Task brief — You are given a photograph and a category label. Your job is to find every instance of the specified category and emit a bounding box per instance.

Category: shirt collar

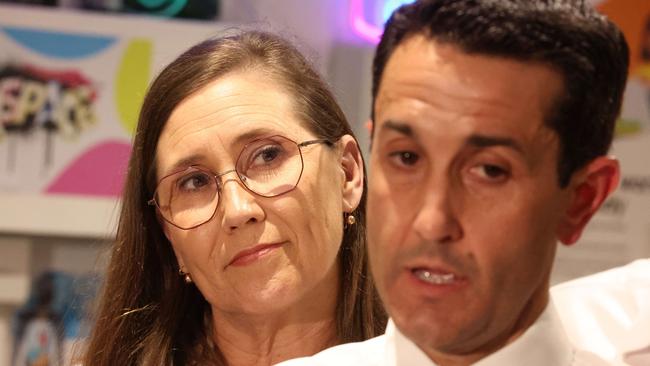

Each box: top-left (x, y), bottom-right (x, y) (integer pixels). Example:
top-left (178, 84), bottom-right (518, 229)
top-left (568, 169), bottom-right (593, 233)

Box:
top-left (475, 303), bottom-right (574, 365)
top-left (385, 318), bottom-right (436, 365)
top-left (386, 303), bottom-right (575, 366)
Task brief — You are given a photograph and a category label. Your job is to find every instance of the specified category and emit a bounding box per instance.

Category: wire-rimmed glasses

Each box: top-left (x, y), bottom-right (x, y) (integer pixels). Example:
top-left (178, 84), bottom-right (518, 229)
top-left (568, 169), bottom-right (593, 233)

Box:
top-left (148, 135), bottom-right (332, 230)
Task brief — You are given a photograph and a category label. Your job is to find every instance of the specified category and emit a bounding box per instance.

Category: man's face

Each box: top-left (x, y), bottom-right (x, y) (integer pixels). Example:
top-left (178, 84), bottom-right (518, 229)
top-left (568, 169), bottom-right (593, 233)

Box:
top-left (368, 35), bottom-right (572, 361)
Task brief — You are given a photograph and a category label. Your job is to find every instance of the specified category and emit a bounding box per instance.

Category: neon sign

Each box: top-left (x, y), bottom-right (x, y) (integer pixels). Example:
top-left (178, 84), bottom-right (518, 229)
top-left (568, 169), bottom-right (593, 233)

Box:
top-left (350, 0), bottom-right (415, 43)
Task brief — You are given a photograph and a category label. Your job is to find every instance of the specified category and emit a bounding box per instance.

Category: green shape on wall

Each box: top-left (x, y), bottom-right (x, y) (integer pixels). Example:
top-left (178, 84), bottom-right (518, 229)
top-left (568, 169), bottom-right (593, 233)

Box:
top-left (614, 118), bottom-right (642, 138)
top-left (115, 39), bottom-right (152, 135)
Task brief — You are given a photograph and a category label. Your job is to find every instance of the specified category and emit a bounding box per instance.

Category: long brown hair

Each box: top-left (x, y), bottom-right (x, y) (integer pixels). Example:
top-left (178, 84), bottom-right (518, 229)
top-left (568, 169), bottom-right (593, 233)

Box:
top-left (83, 31), bottom-right (386, 366)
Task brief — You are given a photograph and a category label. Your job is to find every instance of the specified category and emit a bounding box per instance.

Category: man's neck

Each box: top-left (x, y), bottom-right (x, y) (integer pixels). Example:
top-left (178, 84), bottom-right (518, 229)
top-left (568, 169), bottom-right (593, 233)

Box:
top-left (424, 290), bottom-right (550, 366)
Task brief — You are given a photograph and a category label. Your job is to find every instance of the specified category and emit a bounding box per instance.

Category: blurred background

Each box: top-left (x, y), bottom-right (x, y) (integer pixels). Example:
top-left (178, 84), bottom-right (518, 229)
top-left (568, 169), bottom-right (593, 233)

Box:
top-left (0, 0), bottom-right (648, 365)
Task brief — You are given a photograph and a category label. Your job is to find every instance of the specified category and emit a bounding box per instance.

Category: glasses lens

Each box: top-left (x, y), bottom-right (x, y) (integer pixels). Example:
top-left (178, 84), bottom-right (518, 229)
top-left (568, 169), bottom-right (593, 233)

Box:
top-left (237, 136), bottom-right (303, 197)
top-left (155, 167), bottom-right (218, 229)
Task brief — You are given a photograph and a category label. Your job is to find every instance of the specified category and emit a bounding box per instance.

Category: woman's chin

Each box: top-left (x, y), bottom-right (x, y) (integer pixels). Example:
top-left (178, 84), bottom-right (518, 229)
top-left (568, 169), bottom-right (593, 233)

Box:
top-left (215, 274), bottom-right (303, 315)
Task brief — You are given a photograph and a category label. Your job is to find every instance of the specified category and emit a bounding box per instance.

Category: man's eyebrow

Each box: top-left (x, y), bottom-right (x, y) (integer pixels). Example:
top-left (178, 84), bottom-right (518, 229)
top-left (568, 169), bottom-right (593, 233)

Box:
top-left (379, 122), bottom-right (523, 152)
top-left (466, 134), bottom-right (524, 154)
top-left (380, 120), bottom-right (415, 137)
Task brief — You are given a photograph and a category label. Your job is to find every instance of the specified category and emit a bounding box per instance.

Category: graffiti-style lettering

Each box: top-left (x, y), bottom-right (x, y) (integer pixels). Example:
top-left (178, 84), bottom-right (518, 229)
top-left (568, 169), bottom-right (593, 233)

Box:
top-left (0, 64), bottom-right (97, 142)
top-left (0, 77), bottom-right (21, 141)
top-left (16, 80), bottom-right (47, 125)
top-left (56, 86), bottom-right (95, 139)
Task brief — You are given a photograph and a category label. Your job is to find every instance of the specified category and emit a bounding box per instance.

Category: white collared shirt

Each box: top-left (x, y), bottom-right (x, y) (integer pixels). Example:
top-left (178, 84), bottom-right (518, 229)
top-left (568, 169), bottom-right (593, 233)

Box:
top-left (552, 259), bottom-right (650, 366)
top-left (276, 303), bottom-right (611, 365)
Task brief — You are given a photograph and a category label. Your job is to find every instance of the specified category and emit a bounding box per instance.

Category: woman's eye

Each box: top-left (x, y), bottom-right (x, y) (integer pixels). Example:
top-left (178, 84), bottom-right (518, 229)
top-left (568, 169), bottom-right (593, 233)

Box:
top-left (178, 173), bottom-right (210, 191)
top-left (260, 146), bottom-right (280, 162)
top-left (252, 145), bottom-right (283, 166)
top-left (389, 151), bottom-right (420, 167)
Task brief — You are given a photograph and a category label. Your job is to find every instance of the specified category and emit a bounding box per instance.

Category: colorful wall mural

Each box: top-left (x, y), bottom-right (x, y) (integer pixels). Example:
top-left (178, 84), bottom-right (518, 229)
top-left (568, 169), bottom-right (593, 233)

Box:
top-left (0, 5), bottom-right (220, 201)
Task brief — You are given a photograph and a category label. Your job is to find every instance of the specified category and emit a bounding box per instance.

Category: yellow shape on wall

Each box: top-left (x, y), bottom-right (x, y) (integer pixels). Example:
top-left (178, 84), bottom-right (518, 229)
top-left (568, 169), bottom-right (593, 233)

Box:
top-left (115, 39), bottom-right (152, 135)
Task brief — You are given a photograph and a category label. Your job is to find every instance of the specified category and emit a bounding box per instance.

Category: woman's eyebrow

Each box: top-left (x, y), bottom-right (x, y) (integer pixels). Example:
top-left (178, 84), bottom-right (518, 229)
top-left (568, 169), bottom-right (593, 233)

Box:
top-left (232, 127), bottom-right (279, 146)
top-left (164, 128), bottom-right (283, 174)
top-left (167, 154), bottom-right (207, 173)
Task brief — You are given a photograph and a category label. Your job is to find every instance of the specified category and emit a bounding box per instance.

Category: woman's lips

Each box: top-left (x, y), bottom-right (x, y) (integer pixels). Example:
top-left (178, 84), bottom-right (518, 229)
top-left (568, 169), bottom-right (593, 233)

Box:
top-left (227, 243), bottom-right (284, 267)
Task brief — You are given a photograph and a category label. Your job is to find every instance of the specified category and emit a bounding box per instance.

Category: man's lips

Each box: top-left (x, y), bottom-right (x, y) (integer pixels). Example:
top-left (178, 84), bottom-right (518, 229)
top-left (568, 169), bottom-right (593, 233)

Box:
top-left (227, 243), bottom-right (284, 267)
top-left (412, 268), bottom-right (458, 284)
top-left (407, 262), bottom-right (466, 285)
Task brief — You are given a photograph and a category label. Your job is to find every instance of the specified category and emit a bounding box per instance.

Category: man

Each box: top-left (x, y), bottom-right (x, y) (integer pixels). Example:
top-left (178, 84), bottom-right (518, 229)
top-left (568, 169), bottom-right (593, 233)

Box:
top-left (552, 258), bottom-right (650, 366)
top-left (278, 0), bottom-right (629, 365)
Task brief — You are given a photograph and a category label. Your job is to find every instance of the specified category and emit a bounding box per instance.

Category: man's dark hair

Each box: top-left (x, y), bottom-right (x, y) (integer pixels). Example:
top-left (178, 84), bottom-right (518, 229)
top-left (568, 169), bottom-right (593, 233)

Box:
top-left (372, 0), bottom-right (629, 186)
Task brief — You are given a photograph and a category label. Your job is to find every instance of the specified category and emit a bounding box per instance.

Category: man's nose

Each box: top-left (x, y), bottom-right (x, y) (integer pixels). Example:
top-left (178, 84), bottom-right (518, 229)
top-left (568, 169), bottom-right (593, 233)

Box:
top-left (412, 180), bottom-right (463, 244)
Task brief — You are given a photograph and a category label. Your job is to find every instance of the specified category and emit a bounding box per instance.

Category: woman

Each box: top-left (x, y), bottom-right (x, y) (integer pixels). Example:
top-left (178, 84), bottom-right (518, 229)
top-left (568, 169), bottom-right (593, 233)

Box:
top-left (82, 31), bottom-right (386, 365)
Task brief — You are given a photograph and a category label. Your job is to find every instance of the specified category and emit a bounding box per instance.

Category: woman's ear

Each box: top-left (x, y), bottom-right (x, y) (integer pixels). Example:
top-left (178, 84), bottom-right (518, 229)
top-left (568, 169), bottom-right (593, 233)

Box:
top-left (161, 222), bottom-right (186, 270)
top-left (156, 213), bottom-right (186, 270)
top-left (338, 134), bottom-right (365, 212)
top-left (556, 156), bottom-right (620, 245)
top-left (154, 209), bottom-right (173, 243)
top-left (150, 200), bottom-right (183, 266)
top-left (161, 220), bottom-right (173, 244)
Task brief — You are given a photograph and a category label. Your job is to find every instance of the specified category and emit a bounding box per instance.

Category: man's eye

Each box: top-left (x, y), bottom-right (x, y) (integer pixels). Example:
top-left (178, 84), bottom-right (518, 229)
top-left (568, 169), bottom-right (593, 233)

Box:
top-left (389, 151), bottom-right (420, 167)
top-left (470, 164), bottom-right (509, 181)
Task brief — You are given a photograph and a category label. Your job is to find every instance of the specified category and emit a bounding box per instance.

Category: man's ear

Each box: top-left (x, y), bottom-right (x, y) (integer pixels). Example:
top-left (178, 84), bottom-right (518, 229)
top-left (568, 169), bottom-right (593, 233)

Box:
top-left (365, 119), bottom-right (374, 134)
top-left (366, 119), bottom-right (375, 148)
top-left (557, 156), bottom-right (620, 245)
top-left (339, 134), bottom-right (365, 213)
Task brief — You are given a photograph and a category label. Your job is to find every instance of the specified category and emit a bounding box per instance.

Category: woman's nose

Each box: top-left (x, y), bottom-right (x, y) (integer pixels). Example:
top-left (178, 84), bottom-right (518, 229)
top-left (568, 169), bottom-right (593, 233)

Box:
top-left (218, 173), bottom-right (265, 233)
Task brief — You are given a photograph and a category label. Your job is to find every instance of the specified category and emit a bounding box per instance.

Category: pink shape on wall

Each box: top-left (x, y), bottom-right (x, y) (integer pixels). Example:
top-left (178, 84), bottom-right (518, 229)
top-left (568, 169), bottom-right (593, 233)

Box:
top-left (45, 141), bottom-right (132, 197)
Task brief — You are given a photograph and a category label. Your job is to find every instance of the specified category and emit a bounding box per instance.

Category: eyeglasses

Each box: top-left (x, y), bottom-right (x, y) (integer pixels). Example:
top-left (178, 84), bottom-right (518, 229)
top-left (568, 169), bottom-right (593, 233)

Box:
top-left (148, 135), bottom-right (333, 230)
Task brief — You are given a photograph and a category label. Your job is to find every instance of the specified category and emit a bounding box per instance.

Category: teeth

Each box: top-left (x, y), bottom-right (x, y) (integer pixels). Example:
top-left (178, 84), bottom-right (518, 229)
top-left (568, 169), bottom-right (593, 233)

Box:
top-left (414, 269), bottom-right (455, 285)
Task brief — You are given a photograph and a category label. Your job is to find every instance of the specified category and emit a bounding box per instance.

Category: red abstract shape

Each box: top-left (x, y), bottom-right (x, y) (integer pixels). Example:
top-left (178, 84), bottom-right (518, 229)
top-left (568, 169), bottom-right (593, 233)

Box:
top-left (22, 64), bottom-right (94, 90)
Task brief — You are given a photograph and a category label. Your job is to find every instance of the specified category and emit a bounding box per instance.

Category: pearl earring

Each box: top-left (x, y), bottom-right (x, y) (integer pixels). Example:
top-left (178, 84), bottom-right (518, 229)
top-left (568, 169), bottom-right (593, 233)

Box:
top-left (178, 268), bottom-right (192, 284)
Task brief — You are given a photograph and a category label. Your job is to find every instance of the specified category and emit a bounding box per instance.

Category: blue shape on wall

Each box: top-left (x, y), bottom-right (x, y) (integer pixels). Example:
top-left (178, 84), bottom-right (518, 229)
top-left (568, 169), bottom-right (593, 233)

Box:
top-left (1, 26), bottom-right (116, 59)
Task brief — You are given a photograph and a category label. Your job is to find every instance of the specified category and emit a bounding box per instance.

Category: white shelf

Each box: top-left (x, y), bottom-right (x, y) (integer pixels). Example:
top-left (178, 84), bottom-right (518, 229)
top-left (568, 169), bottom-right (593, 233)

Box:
top-left (0, 193), bottom-right (119, 238)
top-left (0, 273), bottom-right (29, 306)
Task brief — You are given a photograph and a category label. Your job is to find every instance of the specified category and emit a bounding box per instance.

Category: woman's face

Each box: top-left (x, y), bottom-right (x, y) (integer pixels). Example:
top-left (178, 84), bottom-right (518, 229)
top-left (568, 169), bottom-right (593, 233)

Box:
top-left (154, 71), bottom-right (363, 317)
